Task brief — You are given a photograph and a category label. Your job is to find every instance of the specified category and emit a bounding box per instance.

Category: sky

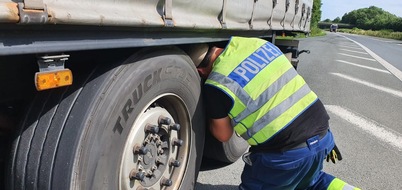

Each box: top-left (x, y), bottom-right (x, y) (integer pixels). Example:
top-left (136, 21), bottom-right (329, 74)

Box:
top-left (321, 0), bottom-right (402, 21)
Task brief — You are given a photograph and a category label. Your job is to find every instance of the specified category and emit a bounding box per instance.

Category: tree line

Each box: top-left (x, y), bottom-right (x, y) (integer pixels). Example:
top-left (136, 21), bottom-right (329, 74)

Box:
top-left (322, 6), bottom-right (402, 32)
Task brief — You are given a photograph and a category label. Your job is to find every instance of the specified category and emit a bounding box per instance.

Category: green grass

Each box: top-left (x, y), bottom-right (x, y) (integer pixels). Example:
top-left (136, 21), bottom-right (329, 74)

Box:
top-left (338, 28), bottom-right (402, 40)
top-left (310, 27), bottom-right (326, 37)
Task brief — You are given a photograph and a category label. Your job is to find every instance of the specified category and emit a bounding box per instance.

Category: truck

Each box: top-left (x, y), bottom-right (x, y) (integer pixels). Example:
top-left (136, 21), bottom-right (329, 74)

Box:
top-left (0, 0), bottom-right (313, 189)
top-left (330, 23), bottom-right (338, 32)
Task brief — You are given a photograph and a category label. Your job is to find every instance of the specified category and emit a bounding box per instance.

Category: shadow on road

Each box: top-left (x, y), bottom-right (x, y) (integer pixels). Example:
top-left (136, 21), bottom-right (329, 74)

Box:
top-left (199, 157), bottom-right (233, 171)
top-left (195, 183), bottom-right (238, 190)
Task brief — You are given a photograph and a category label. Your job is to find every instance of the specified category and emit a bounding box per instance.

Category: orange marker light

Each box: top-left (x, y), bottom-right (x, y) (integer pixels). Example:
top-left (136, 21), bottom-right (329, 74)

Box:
top-left (35, 69), bottom-right (73, 91)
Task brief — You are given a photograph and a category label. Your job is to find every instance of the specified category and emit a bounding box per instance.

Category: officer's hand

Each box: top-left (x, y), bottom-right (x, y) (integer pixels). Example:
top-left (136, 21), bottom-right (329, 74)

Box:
top-left (326, 145), bottom-right (342, 164)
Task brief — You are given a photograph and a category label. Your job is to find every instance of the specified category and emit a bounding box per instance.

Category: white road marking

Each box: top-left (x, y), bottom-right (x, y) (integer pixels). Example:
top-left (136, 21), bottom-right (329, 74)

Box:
top-left (340, 49), bottom-right (368, 54)
top-left (331, 73), bottom-right (402, 98)
top-left (336, 60), bottom-right (390, 74)
top-left (371, 39), bottom-right (396, 43)
top-left (325, 105), bottom-right (402, 151)
top-left (338, 34), bottom-right (402, 82)
top-left (381, 41), bottom-right (395, 43)
top-left (338, 53), bottom-right (377, 61)
top-left (338, 45), bottom-right (362, 50)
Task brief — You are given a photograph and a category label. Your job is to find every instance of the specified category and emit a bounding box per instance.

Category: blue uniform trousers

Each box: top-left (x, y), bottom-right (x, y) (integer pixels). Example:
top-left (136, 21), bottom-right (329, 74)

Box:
top-left (239, 130), bottom-right (336, 190)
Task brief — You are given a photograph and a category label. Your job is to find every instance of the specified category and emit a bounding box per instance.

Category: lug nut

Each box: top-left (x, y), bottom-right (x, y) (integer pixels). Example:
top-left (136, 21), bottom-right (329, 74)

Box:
top-left (156, 157), bottom-right (166, 165)
top-left (134, 145), bottom-right (149, 155)
top-left (169, 159), bottom-right (180, 167)
top-left (170, 123), bottom-right (181, 131)
top-left (172, 138), bottom-right (183, 147)
top-left (160, 177), bottom-right (172, 187)
top-left (129, 170), bottom-right (145, 181)
top-left (159, 116), bottom-right (171, 125)
top-left (145, 124), bottom-right (159, 134)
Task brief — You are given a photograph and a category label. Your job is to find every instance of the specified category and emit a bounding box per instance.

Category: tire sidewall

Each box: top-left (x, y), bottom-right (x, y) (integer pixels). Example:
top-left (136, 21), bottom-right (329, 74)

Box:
top-left (204, 129), bottom-right (249, 163)
top-left (66, 48), bottom-right (203, 189)
top-left (222, 132), bottom-right (249, 162)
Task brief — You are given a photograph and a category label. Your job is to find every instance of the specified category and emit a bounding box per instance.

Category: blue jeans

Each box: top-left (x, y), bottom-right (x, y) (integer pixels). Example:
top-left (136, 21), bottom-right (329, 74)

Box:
top-left (239, 130), bottom-right (336, 190)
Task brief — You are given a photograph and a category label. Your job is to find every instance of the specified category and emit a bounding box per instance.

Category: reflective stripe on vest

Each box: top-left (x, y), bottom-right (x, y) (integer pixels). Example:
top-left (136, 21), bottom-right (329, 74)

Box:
top-left (327, 178), bottom-right (361, 190)
top-left (205, 36), bottom-right (318, 145)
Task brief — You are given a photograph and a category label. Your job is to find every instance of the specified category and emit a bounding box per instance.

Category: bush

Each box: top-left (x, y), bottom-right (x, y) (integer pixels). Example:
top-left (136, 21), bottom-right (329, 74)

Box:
top-left (337, 28), bottom-right (402, 40)
top-left (310, 27), bottom-right (326, 37)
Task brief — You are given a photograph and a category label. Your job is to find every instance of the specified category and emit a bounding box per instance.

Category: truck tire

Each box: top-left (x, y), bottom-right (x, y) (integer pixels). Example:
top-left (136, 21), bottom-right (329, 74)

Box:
top-left (7, 47), bottom-right (205, 190)
top-left (203, 129), bottom-right (249, 163)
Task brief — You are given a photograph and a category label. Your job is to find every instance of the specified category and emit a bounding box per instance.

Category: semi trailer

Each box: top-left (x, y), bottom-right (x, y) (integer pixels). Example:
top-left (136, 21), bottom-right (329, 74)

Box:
top-left (0, 0), bottom-right (313, 189)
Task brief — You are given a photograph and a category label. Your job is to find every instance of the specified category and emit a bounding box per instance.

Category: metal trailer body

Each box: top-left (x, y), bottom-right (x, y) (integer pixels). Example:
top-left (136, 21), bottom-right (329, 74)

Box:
top-left (0, 0), bottom-right (312, 55)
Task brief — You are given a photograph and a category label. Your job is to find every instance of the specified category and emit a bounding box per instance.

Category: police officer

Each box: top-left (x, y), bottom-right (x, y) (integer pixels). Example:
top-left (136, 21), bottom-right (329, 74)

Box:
top-left (191, 36), bottom-right (360, 190)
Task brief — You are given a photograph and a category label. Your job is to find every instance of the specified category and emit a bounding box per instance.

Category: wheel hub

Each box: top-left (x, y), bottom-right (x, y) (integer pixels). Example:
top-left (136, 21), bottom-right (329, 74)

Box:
top-left (138, 132), bottom-right (169, 185)
top-left (120, 103), bottom-right (188, 190)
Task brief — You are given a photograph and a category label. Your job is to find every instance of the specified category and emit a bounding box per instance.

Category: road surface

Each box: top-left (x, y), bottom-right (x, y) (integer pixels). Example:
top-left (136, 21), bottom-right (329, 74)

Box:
top-left (196, 32), bottom-right (402, 190)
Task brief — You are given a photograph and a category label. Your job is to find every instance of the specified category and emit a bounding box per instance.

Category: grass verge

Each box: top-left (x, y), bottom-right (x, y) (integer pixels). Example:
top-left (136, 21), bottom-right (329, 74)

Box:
top-left (338, 28), bottom-right (402, 40)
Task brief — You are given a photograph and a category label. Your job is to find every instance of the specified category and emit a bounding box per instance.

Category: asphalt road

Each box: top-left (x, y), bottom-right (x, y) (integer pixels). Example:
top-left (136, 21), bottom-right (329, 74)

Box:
top-left (196, 32), bottom-right (402, 190)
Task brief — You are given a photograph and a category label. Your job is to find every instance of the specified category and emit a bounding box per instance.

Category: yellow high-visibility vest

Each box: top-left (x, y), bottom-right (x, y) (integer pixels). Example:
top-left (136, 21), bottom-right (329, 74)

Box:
top-left (327, 178), bottom-right (361, 190)
top-left (205, 36), bottom-right (318, 145)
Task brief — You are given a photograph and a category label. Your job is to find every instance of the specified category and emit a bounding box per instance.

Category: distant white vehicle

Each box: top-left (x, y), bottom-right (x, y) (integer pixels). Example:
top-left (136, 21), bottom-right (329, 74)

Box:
top-left (330, 24), bottom-right (339, 32)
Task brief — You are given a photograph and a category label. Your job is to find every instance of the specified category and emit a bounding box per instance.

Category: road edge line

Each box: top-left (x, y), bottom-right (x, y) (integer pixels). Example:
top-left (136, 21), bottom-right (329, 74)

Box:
top-left (338, 34), bottom-right (402, 82)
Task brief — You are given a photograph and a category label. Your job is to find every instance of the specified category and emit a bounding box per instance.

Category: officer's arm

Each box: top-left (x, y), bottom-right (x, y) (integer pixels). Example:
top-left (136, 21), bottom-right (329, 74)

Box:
top-left (209, 116), bottom-right (233, 142)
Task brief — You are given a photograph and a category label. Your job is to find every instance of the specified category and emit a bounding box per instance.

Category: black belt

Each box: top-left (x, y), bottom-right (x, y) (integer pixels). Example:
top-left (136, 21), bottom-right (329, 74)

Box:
top-left (288, 130), bottom-right (328, 150)
top-left (249, 130), bottom-right (328, 153)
